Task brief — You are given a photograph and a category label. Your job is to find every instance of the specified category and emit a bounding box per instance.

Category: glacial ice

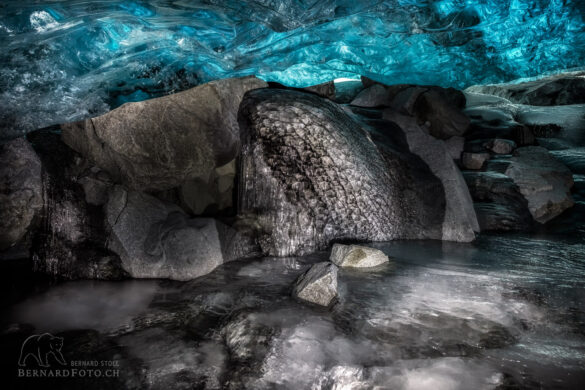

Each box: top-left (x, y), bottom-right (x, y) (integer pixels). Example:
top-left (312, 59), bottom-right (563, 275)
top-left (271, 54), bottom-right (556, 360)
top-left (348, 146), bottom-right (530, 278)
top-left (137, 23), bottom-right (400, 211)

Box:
top-left (0, 0), bottom-right (584, 138)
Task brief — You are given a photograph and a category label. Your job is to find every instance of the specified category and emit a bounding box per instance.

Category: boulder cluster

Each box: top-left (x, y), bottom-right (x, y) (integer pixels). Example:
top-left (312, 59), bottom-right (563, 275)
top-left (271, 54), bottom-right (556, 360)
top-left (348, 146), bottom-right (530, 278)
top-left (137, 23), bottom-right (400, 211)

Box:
top-left (0, 72), bottom-right (581, 280)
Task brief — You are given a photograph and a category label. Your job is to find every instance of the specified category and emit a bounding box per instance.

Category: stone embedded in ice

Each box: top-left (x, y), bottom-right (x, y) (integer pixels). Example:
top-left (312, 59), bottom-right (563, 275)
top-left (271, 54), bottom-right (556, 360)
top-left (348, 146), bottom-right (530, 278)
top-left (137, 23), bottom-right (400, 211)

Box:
top-left (292, 262), bottom-right (338, 307)
top-left (330, 244), bottom-right (389, 268)
top-left (485, 139), bottom-right (516, 155)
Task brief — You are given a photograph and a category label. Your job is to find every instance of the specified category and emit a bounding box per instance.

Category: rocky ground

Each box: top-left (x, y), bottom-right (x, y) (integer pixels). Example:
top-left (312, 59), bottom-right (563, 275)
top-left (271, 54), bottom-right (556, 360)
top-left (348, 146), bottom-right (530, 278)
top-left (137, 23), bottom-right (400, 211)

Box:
top-left (1, 71), bottom-right (583, 281)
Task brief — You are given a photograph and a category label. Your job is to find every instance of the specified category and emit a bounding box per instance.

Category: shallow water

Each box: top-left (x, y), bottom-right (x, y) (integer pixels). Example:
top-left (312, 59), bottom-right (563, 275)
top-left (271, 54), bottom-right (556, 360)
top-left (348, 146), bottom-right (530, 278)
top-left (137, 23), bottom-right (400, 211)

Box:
top-left (3, 233), bottom-right (585, 389)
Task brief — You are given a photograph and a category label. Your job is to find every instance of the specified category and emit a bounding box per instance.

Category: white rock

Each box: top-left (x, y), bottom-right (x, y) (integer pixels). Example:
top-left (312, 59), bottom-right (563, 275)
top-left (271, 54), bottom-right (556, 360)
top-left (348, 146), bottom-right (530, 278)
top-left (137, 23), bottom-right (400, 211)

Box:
top-left (292, 262), bottom-right (338, 306)
top-left (330, 244), bottom-right (389, 268)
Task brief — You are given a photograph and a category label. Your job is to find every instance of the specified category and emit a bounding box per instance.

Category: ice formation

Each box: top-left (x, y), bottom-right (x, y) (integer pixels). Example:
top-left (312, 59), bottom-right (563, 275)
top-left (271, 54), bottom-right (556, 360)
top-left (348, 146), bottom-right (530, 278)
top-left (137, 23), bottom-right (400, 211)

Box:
top-left (0, 0), bottom-right (584, 137)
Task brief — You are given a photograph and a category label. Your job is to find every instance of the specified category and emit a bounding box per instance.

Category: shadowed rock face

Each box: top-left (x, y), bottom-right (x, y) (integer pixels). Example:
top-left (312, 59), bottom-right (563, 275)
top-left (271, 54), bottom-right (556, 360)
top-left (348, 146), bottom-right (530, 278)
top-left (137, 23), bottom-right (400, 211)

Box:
top-left (0, 138), bottom-right (42, 250)
top-left (238, 88), bottom-right (472, 256)
top-left (505, 147), bottom-right (574, 223)
top-left (61, 76), bottom-right (267, 192)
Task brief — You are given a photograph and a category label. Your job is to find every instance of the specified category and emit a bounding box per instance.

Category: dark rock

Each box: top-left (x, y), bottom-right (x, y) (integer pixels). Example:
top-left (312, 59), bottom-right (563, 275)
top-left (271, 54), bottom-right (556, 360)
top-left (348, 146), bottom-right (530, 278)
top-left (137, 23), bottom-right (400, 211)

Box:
top-left (465, 71), bottom-right (585, 106)
top-left (462, 152), bottom-right (491, 170)
top-left (444, 136), bottom-right (465, 160)
top-left (412, 88), bottom-right (469, 139)
top-left (512, 126), bottom-right (536, 146)
top-left (463, 171), bottom-right (534, 231)
top-left (26, 130), bottom-right (128, 280)
top-left (485, 139), bottom-right (516, 154)
top-left (292, 262), bottom-right (338, 307)
top-left (303, 80), bottom-right (336, 100)
top-left (105, 186), bottom-right (254, 280)
top-left (0, 138), bottom-right (42, 250)
top-left (330, 244), bottom-right (388, 268)
top-left (178, 159), bottom-right (236, 215)
top-left (505, 146), bottom-right (574, 223)
top-left (239, 89), bottom-right (475, 256)
top-left (62, 76), bottom-right (267, 192)
top-left (351, 83), bottom-right (469, 139)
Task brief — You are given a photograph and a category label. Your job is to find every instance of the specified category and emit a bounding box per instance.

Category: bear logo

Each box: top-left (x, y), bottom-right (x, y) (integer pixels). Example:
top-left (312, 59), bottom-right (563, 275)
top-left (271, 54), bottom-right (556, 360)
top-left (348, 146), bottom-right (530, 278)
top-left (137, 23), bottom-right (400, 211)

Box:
top-left (18, 333), bottom-right (66, 367)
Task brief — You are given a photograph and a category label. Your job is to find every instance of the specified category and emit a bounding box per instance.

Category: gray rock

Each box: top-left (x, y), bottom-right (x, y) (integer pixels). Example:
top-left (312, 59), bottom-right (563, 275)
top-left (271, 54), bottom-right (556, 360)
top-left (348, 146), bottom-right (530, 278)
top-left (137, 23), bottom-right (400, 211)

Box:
top-left (105, 186), bottom-right (251, 280)
top-left (505, 147), bottom-right (574, 223)
top-left (292, 262), bottom-right (338, 307)
top-left (413, 89), bottom-right (469, 139)
top-left (62, 76), bottom-right (267, 192)
top-left (350, 84), bottom-right (390, 107)
top-left (0, 138), bottom-right (42, 250)
top-left (239, 89), bottom-right (463, 256)
top-left (78, 168), bottom-right (113, 206)
top-left (303, 80), bottom-right (336, 100)
top-left (179, 160), bottom-right (236, 215)
top-left (385, 111), bottom-right (479, 242)
top-left (444, 136), bottom-right (465, 160)
top-left (465, 71), bottom-right (585, 106)
top-left (462, 152), bottom-right (491, 170)
top-left (330, 244), bottom-right (388, 268)
top-left (463, 171), bottom-right (534, 232)
top-left (485, 139), bottom-right (516, 154)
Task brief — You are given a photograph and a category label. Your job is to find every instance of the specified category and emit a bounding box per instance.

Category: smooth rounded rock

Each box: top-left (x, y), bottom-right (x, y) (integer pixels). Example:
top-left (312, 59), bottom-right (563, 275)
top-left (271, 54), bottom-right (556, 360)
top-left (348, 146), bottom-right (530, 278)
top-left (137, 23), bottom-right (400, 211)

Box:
top-left (329, 244), bottom-right (389, 268)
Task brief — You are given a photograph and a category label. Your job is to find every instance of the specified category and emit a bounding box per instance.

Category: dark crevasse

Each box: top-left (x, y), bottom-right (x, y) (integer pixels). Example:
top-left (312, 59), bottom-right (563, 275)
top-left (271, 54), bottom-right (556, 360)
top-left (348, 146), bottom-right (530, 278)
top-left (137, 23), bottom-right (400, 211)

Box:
top-left (1, 0), bottom-right (585, 138)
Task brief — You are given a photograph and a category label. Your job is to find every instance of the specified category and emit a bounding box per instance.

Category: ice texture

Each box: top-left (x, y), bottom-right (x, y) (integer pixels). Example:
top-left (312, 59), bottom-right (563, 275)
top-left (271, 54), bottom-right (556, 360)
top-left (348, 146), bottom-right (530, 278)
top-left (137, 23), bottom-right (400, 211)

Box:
top-left (1, 0), bottom-right (584, 137)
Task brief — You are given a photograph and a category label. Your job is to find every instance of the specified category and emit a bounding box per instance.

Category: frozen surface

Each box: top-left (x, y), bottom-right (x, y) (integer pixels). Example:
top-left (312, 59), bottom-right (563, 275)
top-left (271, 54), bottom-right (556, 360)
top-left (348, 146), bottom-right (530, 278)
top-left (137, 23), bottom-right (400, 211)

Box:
top-left (1, 0), bottom-right (584, 137)
top-left (4, 233), bottom-right (585, 389)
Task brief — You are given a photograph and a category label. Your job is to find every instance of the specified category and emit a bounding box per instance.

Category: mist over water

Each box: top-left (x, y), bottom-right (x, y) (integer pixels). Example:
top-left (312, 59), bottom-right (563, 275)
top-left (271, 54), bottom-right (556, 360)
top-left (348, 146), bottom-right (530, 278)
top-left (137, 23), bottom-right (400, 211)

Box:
top-left (5, 234), bottom-right (585, 389)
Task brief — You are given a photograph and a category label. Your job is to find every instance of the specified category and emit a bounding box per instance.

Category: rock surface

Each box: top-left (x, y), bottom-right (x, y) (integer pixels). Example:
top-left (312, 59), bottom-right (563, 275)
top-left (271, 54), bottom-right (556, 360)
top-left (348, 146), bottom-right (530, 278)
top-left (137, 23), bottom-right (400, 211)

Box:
top-left (329, 244), bottom-right (388, 268)
top-left (239, 88), bottom-right (476, 256)
top-left (105, 186), bottom-right (253, 280)
top-left (0, 138), bottom-right (42, 250)
top-left (384, 111), bottom-right (479, 242)
top-left (351, 83), bottom-right (469, 139)
top-left (292, 262), bottom-right (338, 306)
top-left (462, 152), bottom-right (491, 170)
top-left (26, 130), bottom-right (128, 280)
top-left (62, 76), bottom-right (267, 192)
top-left (505, 147), bottom-right (574, 223)
top-left (485, 139), bottom-right (516, 155)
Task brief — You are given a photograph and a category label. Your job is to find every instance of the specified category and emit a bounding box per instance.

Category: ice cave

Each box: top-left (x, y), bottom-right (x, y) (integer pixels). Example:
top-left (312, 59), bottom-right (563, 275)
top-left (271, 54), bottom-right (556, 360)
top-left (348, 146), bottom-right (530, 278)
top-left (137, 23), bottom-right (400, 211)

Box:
top-left (0, 1), bottom-right (584, 389)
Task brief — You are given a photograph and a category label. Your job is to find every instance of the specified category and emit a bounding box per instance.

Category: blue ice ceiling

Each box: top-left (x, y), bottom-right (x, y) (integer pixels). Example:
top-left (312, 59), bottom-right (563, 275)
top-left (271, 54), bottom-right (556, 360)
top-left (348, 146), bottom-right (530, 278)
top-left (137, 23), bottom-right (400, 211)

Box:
top-left (1, 0), bottom-right (584, 138)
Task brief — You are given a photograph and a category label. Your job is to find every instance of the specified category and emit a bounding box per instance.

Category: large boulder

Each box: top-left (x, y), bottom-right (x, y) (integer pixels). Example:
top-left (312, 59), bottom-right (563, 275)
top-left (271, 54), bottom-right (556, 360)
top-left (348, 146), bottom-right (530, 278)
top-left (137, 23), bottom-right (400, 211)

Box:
top-left (105, 186), bottom-right (254, 280)
top-left (238, 88), bottom-right (470, 256)
top-left (351, 84), bottom-right (469, 139)
top-left (0, 138), bottom-right (42, 250)
top-left (465, 71), bottom-right (585, 106)
top-left (292, 262), bottom-right (338, 307)
top-left (329, 244), bottom-right (389, 268)
top-left (61, 76), bottom-right (267, 192)
top-left (505, 147), bottom-right (574, 223)
top-left (384, 111), bottom-right (479, 242)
